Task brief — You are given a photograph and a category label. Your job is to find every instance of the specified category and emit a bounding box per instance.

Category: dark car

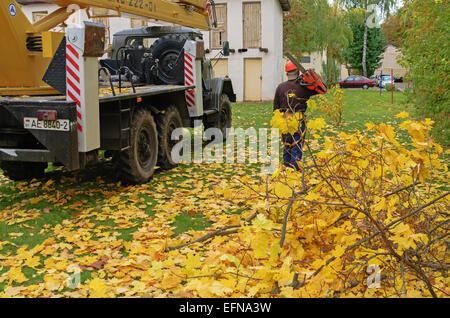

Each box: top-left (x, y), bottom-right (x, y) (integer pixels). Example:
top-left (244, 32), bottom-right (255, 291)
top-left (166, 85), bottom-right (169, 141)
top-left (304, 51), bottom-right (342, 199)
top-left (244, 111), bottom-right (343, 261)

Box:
top-left (338, 76), bottom-right (375, 89)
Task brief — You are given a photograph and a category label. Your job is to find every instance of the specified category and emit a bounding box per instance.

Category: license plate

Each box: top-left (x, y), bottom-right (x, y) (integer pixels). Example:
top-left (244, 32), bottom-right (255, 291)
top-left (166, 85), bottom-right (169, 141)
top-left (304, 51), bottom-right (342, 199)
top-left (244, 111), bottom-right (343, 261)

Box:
top-left (24, 117), bottom-right (70, 132)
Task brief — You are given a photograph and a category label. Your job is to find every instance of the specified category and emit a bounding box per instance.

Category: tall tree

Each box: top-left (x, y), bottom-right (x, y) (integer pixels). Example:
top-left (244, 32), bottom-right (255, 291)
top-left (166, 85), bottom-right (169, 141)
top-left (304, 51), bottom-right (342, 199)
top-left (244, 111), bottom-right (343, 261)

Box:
top-left (343, 9), bottom-right (386, 77)
top-left (338, 0), bottom-right (395, 77)
top-left (381, 11), bottom-right (403, 47)
top-left (284, 0), bottom-right (351, 59)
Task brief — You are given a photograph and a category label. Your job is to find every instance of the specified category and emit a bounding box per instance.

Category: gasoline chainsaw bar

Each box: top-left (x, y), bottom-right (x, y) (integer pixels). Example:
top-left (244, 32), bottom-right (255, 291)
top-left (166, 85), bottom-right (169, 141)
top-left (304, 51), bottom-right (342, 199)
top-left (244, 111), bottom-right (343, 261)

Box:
top-left (285, 52), bottom-right (327, 95)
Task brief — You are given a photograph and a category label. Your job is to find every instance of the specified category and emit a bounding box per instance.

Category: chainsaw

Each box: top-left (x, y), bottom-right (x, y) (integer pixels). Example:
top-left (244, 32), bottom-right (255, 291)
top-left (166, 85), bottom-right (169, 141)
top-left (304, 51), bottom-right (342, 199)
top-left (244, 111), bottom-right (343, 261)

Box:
top-left (285, 52), bottom-right (327, 95)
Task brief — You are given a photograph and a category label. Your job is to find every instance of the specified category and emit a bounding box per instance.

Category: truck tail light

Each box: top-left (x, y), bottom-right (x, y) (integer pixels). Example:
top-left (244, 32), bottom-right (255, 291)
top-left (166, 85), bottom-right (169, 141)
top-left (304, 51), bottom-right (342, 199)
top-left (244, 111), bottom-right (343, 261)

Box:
top-left (37, 110), bottom-right (58, 121)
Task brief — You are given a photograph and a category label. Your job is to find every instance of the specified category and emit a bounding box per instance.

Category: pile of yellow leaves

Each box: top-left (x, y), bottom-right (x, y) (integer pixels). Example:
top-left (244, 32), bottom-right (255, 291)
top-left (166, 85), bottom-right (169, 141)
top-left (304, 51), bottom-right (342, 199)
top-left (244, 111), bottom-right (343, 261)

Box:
top-left (0, 113), bottom-right (448, 298)
top-left (236, 114), bottom-right (449, 297)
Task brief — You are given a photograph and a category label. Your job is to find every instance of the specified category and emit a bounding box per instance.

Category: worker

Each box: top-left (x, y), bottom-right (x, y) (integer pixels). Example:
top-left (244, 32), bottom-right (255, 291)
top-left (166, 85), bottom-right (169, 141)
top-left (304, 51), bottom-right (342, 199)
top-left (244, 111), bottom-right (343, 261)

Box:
top-left (273, 61), bottom-right (324, 171)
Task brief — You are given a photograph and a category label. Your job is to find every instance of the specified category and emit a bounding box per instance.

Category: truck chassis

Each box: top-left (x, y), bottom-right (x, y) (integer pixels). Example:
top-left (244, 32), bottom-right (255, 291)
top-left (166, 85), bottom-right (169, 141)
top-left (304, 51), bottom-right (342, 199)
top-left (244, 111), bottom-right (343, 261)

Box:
top-left (0, 82), bottom-right (234, 183)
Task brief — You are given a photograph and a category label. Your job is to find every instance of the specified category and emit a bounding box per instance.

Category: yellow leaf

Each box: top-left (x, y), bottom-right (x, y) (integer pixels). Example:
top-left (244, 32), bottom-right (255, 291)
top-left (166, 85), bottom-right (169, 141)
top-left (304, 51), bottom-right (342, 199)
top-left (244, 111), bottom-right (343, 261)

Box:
top-left (331, 245), bottom-right (346, 259)
top-left (208, 281), bottom-right (233, 296)
top-left (365, 122), bottom-right (376, 130)
top-left (3, 286), bottom-right (27, 297)
top-left (24, 255), bottom-right (41, 269)
top-left (30, 197), bottom-right (41, 205)
top-left (253, 233), bottom-right (269, 258)
top-left (308, 118), bottom-right (327, 131)
top-left (395, 111), bottom-right (409, 119)
top-left (273, 182), bottom-right (292, 198)
top-left (304, 191), bottom-right (320, 202)
top-left (253, 214), bottom-right (272, 232)
top-left (185, 253), bottom-right (202, 271)
top-left (311, 259), bottom-right (326, 270)
top-left (372, 197), bottom-right (386, 212)
top-left (7, 267), bottom-right (27, 284)
top-left (88, 278), bottom-right (109, 298)
top-left (270, 242), bottom-right (282, 261)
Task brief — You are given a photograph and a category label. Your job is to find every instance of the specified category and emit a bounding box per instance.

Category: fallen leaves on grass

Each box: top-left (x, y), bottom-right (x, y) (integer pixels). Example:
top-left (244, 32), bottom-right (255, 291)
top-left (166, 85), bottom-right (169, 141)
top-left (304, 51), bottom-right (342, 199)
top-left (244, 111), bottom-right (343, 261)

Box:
top-left (0, 116), bottom-right (448, 299)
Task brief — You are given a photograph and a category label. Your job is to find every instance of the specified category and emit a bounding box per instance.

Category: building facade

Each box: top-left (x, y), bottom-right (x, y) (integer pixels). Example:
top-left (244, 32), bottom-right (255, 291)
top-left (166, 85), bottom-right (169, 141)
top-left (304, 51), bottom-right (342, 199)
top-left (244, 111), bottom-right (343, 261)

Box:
top-left (202, 0), bottom-right (290, 102)
top-left (375, 44), bottom-right (409, 78)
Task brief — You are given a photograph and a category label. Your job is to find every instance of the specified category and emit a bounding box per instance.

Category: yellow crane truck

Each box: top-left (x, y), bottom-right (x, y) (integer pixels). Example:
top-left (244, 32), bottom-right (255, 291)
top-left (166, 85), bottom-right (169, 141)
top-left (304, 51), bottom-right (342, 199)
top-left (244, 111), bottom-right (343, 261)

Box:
top-left (0, 0), bottom-right (235, 183)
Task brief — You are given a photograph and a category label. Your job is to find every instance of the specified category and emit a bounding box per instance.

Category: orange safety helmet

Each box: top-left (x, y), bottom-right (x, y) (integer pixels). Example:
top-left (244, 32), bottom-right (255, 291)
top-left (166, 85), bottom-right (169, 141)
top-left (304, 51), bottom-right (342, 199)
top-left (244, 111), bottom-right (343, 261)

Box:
top-left (285, 61), bottom-right (298, 73)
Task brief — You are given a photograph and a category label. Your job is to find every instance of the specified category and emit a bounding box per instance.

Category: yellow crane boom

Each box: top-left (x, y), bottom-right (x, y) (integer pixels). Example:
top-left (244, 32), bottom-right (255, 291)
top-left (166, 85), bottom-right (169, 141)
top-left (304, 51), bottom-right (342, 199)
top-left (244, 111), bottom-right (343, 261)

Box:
top-left (0, 0), bottom-right (215, 96)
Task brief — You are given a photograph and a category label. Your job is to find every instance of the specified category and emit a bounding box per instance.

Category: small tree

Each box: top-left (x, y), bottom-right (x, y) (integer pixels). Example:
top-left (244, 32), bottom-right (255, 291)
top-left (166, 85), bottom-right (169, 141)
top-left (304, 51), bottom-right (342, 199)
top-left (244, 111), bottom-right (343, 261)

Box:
top-left (338, 0), bottom-right (396, 77)
top-left (321, 58), bottom-right (341, 86)
top-left (284, 0), bottom-right (351, 61)
top-left (400, 0), bottom-right (450, 146)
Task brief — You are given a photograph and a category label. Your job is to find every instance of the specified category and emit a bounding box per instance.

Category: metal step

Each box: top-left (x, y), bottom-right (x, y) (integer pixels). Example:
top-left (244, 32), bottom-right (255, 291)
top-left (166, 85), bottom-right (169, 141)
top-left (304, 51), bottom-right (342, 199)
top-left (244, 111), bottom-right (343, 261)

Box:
top-left (203, 109), bottom-right (218, 116)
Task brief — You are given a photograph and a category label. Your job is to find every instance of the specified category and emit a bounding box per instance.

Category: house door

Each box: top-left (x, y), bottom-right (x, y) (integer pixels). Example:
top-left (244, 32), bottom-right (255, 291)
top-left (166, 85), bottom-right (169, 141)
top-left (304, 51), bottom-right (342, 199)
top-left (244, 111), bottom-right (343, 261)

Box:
top-left (244, 58), bottom-right (262, 101)
top-left (212, 59), bottom-right (229, 78)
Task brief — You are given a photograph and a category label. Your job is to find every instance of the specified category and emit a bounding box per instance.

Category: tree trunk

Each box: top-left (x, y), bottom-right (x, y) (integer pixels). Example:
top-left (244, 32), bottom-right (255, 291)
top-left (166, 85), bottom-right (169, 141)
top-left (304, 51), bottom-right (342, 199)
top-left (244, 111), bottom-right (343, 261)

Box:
top-left (362, 16), bottom-right (368, 77)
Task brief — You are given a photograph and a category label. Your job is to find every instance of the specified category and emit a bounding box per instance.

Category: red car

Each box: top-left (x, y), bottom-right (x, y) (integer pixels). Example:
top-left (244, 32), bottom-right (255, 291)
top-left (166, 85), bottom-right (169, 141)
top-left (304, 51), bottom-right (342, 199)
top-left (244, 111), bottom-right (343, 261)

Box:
top-left (338, 76), bottom-right (375, 89)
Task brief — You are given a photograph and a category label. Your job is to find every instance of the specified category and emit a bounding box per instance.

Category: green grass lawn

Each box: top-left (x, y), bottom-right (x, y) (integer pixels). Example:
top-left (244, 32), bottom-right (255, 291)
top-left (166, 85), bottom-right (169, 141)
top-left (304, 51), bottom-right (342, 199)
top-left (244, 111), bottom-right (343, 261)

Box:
top-left (234, 89), bottom-right (411, 129)
top-left (0, 89), bottom-right (443, 294)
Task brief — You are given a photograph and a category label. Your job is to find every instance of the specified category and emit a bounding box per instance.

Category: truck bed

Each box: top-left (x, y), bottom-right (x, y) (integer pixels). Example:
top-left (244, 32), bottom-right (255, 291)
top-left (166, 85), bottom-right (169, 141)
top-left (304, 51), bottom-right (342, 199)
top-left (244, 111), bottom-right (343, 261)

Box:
top-left (0, 84), bottom-right (193, 105)
top-left (0, 84), bottom-right (194, 171)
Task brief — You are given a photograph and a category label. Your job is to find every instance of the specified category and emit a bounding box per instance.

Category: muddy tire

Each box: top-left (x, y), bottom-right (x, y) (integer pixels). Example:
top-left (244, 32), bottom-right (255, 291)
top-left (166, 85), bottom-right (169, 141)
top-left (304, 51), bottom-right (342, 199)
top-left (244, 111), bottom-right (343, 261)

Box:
top-left (156, 106), bottom-right (183, 170)
top-left (0, 162), bottom-right (47, 181)
top-left (116, 108), bottom-right (158, 184)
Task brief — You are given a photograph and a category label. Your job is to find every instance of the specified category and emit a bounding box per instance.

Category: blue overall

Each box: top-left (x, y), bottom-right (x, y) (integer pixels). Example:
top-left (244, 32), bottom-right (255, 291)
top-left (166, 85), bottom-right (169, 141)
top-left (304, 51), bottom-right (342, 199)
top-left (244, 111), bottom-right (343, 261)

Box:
top-left (282, 119), bottom-right (306, 171)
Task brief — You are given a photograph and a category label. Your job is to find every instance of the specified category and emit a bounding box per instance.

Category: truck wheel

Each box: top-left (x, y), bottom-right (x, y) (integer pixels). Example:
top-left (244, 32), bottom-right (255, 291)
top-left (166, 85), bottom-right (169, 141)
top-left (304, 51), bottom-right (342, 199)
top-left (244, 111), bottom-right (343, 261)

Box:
top-left (156, 106), bottom-right (183, 170)
top-left (117, 108), bottom-right (158, 184)
top-left (204, 94), bottom-right (232, 142)
top-left (0, 162), bottom-right (47, 181)
top-left (149, 35), bottom-right (187, 85)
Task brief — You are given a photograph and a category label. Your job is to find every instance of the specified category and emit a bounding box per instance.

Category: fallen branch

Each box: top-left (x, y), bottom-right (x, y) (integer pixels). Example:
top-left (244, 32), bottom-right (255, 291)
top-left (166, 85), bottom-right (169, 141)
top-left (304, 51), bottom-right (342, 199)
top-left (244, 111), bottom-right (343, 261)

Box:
top-left (383, 182), bottom-right (421, 198)
top-left (167, 212), bottom-right (258, 251)
top-left (166, 226), bottom-right (240, 251)
top-left (279, 190), bottom-right (296, 248)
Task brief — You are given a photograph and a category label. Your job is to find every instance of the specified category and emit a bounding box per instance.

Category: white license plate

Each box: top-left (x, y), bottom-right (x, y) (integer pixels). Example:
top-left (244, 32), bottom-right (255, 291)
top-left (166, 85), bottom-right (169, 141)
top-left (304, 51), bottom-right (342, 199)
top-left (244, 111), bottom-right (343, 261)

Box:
top-left (24, 117), bottom-right (70, 132)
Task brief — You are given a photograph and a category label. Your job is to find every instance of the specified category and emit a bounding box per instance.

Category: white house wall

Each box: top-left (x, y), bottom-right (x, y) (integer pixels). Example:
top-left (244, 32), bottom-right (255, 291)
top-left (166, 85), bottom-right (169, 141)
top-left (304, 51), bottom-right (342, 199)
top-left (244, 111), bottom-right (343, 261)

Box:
top-left (19, 3), bottom-right (59, 23)
top-left (203, 0), bottom-right (285, 102)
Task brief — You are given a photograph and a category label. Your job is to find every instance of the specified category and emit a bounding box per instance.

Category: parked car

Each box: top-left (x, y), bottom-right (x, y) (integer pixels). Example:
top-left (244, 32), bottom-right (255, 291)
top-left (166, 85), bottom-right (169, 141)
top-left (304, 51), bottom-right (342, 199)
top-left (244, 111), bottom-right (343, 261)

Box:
top-left (338, 76), bottom-right (375, 89)
top-left (380, 75), bottom-right (394, 88)
top-left (370, 75), bottom-right (378, 85)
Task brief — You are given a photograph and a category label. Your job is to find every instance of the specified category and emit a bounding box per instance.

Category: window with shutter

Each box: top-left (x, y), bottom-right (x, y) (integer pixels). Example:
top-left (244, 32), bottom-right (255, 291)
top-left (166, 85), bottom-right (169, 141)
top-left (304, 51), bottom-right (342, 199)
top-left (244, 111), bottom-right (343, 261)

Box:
top-left (301, 56), bottom-right (311, 64)
top-left (210, 4), bottom-right (227, 50)
top-left (243, 2), bottom-right (261, 49)
top-left (130, 18), bottom-right (148, 28)
top-left (91, 8), bottom-right (110, 47)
